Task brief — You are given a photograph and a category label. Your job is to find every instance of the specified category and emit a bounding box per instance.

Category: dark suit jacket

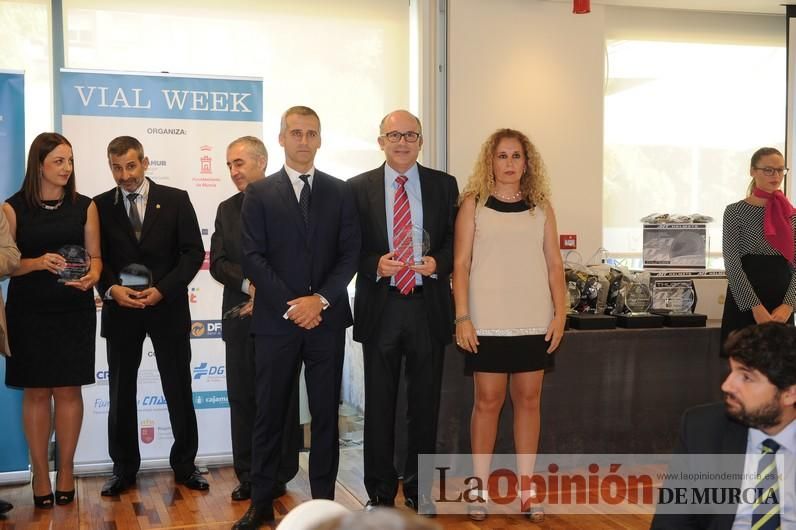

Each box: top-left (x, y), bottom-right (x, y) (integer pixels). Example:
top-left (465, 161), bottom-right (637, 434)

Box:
top-left (347, 163), bottom-right (459, 345)
top-left (209, 192), bottom-right (249, 341)
top-left (94, 178), bottom-right (205, 337)
top-left (240, 168), bottom-right (360, 336)
top-left (650, 402), bottom-right (748, 530)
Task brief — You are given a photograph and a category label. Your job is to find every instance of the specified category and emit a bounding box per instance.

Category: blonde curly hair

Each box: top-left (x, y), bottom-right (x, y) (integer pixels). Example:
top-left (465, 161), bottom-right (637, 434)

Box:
top-left (460, 128), bottom-right (550, 210)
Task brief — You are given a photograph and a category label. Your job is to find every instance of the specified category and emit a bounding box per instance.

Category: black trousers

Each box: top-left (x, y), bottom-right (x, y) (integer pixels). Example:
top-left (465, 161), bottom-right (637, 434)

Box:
top-left (223, 317), bottom-right (300, 485)
top-left (363, 292), bottom-right (444, 501)
top-left (105, 319), bottom-right (198, 480)
top-left (250, 328), bottom-right (344, 505)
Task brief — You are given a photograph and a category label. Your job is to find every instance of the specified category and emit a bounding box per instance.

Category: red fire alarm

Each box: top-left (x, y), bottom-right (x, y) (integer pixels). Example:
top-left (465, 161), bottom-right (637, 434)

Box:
top-left (560, 234), bottom-right (577, 249)
top-left (573, 0), bottom-right (590, 14)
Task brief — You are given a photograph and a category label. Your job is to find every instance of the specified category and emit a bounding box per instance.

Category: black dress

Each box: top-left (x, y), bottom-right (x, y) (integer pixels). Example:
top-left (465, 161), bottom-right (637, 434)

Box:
top-left (5, 192), bottom-right (96, 388)
top-left (720, 200), bottom-right (796, 355)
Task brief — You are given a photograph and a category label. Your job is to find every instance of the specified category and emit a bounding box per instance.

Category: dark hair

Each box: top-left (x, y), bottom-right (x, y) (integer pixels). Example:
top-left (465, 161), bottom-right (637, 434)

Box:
top-left (750, 147), bottom-right (783, 169)
top-left (107, 135), bottom-right (145, 161)
top-left (22, 132), bottom-right (77, 208)
top-left (724, 322), bottom-right (796, 391)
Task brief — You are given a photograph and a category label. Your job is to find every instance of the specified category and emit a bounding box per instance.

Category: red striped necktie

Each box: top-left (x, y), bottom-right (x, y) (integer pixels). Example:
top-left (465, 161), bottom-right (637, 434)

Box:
top-left (393, 175), bottom-right (415, 295)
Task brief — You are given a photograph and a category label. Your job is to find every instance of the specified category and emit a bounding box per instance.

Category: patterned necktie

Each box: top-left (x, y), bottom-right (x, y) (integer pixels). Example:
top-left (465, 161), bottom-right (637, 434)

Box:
top-left (751, 438), bottom-right (781, 530)
top-left (127, 192), bottom-right (143, 241)
top-left (393, 175), bottom-right (415, 295)
top-left (299, 175), bottom-right (311, 226)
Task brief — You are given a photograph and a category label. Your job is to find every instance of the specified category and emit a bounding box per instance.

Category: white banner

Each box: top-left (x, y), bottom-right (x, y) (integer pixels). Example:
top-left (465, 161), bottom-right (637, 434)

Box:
top-left (60, 69), bottom-right (263, 472)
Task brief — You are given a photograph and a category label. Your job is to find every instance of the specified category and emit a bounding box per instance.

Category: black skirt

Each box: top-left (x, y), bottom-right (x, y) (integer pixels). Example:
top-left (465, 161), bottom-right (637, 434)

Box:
top-left (720, 254), bottom-right (794, 356)
top-left (463, 334), bottom-right (554, 374)
top-left (5, 308), bottom-right (96, 388)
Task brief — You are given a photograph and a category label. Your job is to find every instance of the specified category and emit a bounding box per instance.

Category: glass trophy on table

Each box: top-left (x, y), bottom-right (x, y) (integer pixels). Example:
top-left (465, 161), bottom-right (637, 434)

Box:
top-left (57, 245), bottom-right (90, 283)
top-left (566, 278), bottom-right (617, 330)
top-left (567, 281), bottom-right (580, 313)
top-left (616, 279), bottom-right (664, 328)
top-left (650, 279), bottom-right (706, 327)
top-left (119, 263), bottom-right (153, 291)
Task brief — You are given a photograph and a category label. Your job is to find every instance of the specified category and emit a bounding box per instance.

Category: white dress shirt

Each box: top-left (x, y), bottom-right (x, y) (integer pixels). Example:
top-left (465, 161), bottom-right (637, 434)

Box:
top-left (732, 418), bottom-right (796, 529)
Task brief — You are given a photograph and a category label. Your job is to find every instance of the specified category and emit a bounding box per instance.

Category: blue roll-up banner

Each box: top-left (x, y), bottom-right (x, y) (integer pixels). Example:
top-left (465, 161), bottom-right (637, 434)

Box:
top-left (0, 70), bottom-right (30, 482)
top-left (60, 69), bottom-right (264, 473)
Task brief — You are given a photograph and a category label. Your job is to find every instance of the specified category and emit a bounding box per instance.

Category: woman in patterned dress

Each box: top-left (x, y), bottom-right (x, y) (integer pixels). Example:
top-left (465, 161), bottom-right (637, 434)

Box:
top-left (721, 147), bottom-right (796, 355)
top-left (452, 129), bottom-right (567, 521)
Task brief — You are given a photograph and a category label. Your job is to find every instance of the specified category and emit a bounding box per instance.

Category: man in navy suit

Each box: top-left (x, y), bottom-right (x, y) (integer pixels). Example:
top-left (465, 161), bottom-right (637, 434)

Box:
top-left (210, 136), bottom-right (300, 503)
top-left (233, 106), bottom-right (360, 529)
top-left (651, 323), bottom-right (796, 529)
top-left (348, 110), bottom-right (459, 514)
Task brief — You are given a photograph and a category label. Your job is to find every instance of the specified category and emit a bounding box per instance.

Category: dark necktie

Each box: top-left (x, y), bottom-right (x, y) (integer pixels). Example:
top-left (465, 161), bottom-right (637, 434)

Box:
top-left (127, 192), bottom-right (143, 241)
top-left (299, 175), bottom-right (311, 226)
top-left (751, 438), bottom-right (781, 530)
top-left (393, 175), bottom-right (415, 295)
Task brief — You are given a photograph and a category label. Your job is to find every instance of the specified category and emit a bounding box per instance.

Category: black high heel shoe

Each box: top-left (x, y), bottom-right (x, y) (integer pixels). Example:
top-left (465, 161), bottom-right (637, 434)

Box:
top-left (32, 476), bottom-right (54, 509)
top-left (55, 472), bottom-right (75, 505)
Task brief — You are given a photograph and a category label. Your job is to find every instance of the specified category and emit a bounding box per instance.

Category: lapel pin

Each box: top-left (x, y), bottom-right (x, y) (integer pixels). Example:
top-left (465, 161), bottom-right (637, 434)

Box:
top-left (156, 204), bottom-right (161, 209)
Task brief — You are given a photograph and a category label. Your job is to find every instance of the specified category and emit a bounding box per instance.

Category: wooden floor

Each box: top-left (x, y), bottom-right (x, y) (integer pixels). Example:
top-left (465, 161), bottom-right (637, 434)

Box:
top-left (0, 447), bottom-right (653, 530)
top-left (0, 405), bottom-right (653, 529)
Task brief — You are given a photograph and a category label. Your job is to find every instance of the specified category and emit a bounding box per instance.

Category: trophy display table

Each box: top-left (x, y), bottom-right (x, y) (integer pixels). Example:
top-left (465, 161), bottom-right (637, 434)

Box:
top-left (419, 321), bottom-right (725, 462)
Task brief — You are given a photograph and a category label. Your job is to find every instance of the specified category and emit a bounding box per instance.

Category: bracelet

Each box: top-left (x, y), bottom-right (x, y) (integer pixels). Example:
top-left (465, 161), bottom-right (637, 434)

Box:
top-left (454, 314), bottom-right (470, 325)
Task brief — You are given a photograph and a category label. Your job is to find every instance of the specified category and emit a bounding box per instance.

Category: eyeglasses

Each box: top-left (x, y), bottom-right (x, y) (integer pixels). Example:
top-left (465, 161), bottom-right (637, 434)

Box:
top-left (382, 131), bottom-right (421, 143)
top-left (753, 166), bottom-right (789, 177)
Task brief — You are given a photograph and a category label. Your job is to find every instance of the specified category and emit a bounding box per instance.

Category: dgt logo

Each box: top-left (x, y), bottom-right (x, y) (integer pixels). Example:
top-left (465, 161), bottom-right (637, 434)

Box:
top-left (193, 362), bottom-right (225, 380)
top-left (190, 320), bottom-right (222, 339)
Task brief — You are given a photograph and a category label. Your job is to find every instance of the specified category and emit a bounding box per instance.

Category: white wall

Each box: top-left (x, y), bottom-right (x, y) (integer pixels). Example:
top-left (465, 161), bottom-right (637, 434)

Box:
top-left (448, 0), bottom-right (606, 258)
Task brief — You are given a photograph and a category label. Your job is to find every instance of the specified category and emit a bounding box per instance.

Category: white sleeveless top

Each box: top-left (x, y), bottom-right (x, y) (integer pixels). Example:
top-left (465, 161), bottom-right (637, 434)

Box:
top-left (469, 201), bottom-right (554, 336)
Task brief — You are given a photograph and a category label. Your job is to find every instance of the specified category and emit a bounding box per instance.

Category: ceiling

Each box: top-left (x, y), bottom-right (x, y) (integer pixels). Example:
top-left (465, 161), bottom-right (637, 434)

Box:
top-left (546, 0), bottom-right (790, 15)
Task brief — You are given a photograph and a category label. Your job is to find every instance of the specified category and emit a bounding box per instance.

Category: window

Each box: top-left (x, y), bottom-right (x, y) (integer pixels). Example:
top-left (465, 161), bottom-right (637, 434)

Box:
top-left (0, 0), bottom-right (52, 148)
top-left (603, 9), bottom-right (785, 268)
top-left (63, 0), bottom-right (417, 178)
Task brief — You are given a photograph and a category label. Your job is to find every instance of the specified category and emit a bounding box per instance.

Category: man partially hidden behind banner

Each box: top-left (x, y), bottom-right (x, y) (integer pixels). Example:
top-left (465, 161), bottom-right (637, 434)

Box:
top-left (210, 136), bottom-right (301, 502)
top-left (94, 136), bottom-right (208, 496)
top-left (651, 322), bottom-right (796, 529)
top-left (234, 106), bottom-right (360, 529)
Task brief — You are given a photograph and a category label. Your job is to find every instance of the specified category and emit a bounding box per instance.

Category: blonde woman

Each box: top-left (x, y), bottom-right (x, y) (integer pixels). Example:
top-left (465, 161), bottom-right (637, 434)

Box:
top-left (452, 128), bottom-right (566, 521)
top-left (720, 147), bottom-right (796, 354)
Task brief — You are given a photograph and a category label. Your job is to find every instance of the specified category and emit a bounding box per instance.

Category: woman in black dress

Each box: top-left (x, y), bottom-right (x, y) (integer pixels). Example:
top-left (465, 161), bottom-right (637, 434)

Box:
top-left (2, 132), bottom-right (101, 507)
top-left (721, 147), bottom-right (796, 354)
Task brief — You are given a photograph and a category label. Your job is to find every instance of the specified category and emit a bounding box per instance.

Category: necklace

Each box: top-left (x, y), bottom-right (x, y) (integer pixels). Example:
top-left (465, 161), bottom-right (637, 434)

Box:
top-left (40, 194), bottom-right (65, 211)
top-left (492, 189), bottom-right (522, 201)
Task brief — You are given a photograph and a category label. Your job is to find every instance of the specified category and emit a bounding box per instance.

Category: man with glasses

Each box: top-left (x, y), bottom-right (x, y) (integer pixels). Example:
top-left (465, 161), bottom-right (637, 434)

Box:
top-left (348, 110), bottom-right (459, 515)
top-left (234, 106), bottom-right (360, 529)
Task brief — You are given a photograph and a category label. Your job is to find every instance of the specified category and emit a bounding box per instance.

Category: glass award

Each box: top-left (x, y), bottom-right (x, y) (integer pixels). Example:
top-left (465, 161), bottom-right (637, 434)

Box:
top-left (57, 245), bottom-right (90, 283)
top-left (119, 263), bottom-right (153, 291)
top-left (393, 224), bottom-right (431, 266)
top-left (567, 281), bottom-right (581, 313)
top-left (656, 284), bottom-right (695, 314)
top-left (222, 300), bottom-right (253, 319)
top-left (623, 282), bottom-right (652, 315)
